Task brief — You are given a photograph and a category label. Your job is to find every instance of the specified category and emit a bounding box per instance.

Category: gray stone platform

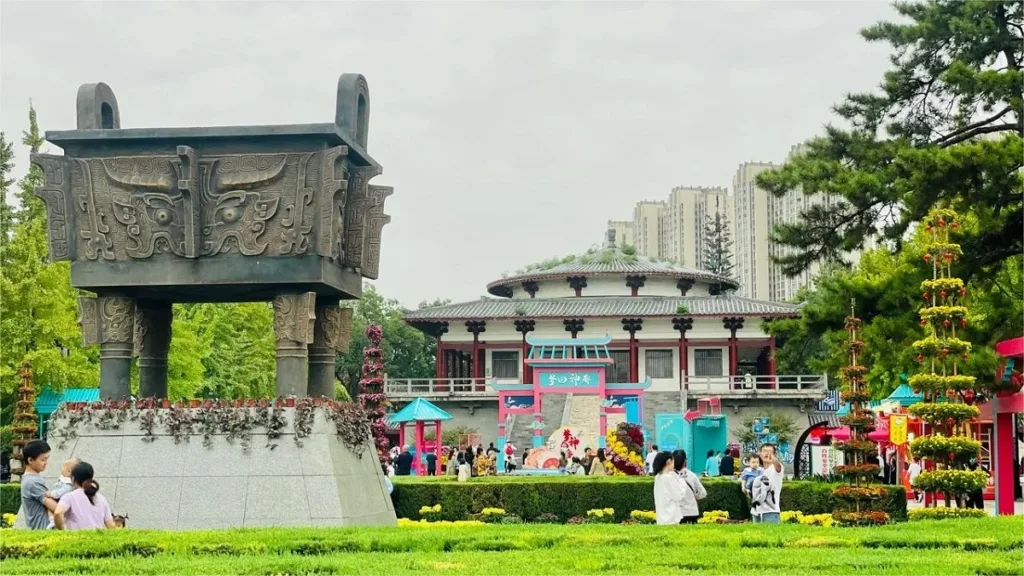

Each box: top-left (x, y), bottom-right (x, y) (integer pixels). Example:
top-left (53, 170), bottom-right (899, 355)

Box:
top-left (21, 408), bottom-right (395, 529)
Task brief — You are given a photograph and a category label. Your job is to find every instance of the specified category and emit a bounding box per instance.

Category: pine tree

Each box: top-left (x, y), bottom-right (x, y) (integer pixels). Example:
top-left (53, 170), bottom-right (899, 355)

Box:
top-left (907, 209), bottom-right (987, 508)
top-left (702, 197), bottom-right (734, 277)
top-left (358, 324), bottom-right (390, 463)
top-left (758, 1), bottom-right (1022, 281)
top-left (832, 308), bottom-right (888, 525)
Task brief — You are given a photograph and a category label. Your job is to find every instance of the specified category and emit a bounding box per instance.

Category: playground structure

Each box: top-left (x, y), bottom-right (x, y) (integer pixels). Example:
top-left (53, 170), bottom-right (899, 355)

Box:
top-left (388, 398), bottom-right (453, 476)
top-left (492, 335), bottom-right (651, 472)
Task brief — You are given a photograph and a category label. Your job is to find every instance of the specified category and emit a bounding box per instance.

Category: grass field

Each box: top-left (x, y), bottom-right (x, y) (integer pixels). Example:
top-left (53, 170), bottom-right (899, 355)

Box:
top-left (1, 517), bottom-right (1021, 575)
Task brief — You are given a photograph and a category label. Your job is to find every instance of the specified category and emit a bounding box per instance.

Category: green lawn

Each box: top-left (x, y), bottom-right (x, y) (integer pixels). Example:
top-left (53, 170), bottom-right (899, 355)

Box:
top-left (2, 517), bottom-right (1022, 575)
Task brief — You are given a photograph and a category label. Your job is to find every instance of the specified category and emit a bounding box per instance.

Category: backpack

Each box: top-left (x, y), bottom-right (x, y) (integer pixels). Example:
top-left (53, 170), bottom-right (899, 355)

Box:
top-left (750, 475), bottom-right (776, 512)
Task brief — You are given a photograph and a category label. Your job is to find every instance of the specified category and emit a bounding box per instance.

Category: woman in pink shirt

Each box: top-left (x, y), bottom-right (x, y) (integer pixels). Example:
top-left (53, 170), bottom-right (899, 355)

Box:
top-left (54, 461), bottom-right (116, 530)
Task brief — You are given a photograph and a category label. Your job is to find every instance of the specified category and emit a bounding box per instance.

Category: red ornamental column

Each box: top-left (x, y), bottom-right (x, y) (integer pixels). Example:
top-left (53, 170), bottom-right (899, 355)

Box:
top-left (434, 322), bottom-right (449, 390)
top-left (435, 420), bottom-right (443, 476)
top-left (622, 319), bottom-right (643, 383)
top-left (415, 420), bottom-right (426, 476)
top-left (466, 320), bottom-right (487, 391)
top-left (672, 317), bottom-right (693, 391)
top-left (723, 317), bottom-right (744, 388)
top-left (514, 319), bottom-right (535, 385)
top-left (768, 335), bottom-right (777, 389)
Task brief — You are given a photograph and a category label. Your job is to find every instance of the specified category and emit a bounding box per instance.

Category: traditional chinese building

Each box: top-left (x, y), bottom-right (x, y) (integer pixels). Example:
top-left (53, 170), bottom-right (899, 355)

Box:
top-left (391, 246), bottom-right (827, 451)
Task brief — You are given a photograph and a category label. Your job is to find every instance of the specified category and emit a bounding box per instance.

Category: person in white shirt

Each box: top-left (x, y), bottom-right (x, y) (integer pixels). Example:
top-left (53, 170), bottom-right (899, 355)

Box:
top-left (907, 458), bottom-right (923, 502)
top-left (652, 452), bottom-right (684, 525)
top-left (751, 443), bottom-right (783, 523)
top-left (645, 444), bottom-right (659, 475)
top-left (672, 450), bottom-right (707, 523)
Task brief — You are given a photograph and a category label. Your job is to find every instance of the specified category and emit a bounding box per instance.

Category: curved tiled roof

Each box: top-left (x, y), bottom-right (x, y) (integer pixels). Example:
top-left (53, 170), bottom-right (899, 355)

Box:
top-left (486, 248), bottom-right (739, 297)
top-left (404, 295), bottom-right (799, 324)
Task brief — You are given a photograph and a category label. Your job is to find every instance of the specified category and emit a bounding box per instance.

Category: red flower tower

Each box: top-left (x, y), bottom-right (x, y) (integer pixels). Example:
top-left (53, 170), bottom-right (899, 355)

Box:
top-left (907, 209), bottom-right (986, 507)
top-left (358, 324), bottom-right (390, 464)
top-left (833, 307), bottom-right (889, 525)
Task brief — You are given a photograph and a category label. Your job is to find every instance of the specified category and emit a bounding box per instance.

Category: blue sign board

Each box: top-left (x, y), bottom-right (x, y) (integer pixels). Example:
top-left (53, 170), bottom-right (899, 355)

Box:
top-left (536, 370), bottom-right (600, 389)
top-left (503, 395), bottom-right (535, 410)
top-left (655, 413), bottom-right (686, 453)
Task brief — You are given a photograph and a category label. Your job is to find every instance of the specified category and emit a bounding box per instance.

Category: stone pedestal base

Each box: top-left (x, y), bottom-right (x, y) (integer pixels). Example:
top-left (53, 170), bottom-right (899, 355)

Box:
top-left (20, 408), bottom-right (395, 529)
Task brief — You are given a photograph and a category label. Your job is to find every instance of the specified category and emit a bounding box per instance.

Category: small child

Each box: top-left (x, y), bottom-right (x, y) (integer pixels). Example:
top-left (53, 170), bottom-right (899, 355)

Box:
top-left (112, 514), bottom-right (128, 528)
top-left (45, 458), bottom-right (79, 529)
top-left (740, 454), bottom-right (763, 496)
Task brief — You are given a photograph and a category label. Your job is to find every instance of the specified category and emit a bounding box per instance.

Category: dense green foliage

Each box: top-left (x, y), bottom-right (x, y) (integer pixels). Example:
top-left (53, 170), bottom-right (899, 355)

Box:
top-left (391, 476), bottom-right (906, 522)
top-left (766, 229), bottom-right (1021, 397)
top-left (1, 518), bottom-right (1019, 575)
top-left (1, 483), bottom-right (18, 516)
top-left (757, 0), bottom-right (1022, 281)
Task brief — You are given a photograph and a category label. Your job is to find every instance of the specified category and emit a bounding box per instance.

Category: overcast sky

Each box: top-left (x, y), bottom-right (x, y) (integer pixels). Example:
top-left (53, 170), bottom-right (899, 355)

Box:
top-left (1, 1), bottom-right (896, 308)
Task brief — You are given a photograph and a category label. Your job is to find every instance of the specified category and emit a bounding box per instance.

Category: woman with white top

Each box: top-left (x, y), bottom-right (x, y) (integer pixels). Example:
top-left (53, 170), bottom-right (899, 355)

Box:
top-left (672, 449), bottom-right (707, 523)
top-left (652, 451), bottom-right (684, 525)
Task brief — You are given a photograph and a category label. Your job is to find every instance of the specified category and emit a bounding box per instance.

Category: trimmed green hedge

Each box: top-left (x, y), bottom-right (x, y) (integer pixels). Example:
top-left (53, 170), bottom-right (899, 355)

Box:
top-left (392, 477), bottom-right (907, 522)
top-left (1, 483), bottom-right (17, 516)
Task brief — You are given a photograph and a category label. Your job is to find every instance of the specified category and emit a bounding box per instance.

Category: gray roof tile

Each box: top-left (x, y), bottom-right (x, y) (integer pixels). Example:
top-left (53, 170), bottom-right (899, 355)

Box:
top-left (486, 249), bottom-right (738, 296)
top-left (404, 295), bottom-right (799, 322)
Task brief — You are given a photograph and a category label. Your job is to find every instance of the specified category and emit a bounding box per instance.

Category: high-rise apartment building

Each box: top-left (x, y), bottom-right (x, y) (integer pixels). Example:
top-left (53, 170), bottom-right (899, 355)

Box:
top-left (605, 220), bottom-right (635, 249)
top-left (733, 162), bottom-right (775, 300)
top-left (632, 201), bottom-right (666, 258)
top-left (658, 186), bottom-right (732, 268)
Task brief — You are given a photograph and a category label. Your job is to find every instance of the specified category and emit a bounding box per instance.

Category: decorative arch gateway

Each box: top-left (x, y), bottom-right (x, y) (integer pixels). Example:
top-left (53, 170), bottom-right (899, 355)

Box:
top-left (492, 335), bottom-right (651, 471)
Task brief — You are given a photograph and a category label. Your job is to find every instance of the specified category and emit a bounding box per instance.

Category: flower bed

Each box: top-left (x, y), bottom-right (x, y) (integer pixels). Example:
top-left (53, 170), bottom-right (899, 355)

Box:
top-left (908, 507), bottom-right (988, 521)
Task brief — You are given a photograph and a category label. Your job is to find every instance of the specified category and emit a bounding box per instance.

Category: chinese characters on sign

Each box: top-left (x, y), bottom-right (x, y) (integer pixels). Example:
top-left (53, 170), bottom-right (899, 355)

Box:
top-left (538, 371), bottom-right (600, 388)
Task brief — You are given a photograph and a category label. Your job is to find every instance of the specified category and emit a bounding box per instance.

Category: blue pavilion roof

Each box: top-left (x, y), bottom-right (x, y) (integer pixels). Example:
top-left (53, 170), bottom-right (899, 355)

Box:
top-left (387, 398), bottom-right (454, 424)
top-left (885, 383), bottom-right (923, 406)
top-left (35, 387), bottom-right (100, 415)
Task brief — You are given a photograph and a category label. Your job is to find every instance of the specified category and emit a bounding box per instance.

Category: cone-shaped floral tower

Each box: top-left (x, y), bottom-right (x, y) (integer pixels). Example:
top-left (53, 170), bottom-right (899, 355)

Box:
top-left (358, 324), bottom-right (390, 464)
top-left (907, 209), bottom-right (986, 507)
top-left (10, 363), bottom-right (39, 482)
top-left (832, 310), bottom-right (889, 526)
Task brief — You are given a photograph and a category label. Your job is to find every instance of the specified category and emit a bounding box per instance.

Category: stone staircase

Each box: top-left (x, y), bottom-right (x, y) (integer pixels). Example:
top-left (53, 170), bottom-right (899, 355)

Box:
top-left (507, 393), bottom-right (568, 455)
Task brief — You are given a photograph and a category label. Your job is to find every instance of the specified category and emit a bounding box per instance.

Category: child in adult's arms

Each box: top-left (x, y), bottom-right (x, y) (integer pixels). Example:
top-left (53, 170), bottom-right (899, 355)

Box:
top-left (53, 461), bottom-right (118, 530)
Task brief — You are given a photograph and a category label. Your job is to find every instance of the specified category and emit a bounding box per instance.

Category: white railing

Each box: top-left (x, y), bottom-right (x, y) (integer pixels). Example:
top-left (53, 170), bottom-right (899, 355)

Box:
top-left (683, 375), bottom-right (827, 394)
top-left (384, 378), bottom-right (496, 398)
top-left (384, 375), bottom-right (826, 399)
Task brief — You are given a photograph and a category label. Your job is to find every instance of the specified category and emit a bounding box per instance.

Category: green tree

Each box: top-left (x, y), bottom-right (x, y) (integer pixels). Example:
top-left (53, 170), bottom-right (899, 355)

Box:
top-left (702, 197), bottom-right (734, 277)
top-left (767, 215), bottom-right (1020, 398)
top-left (0, 132), bottom-right (15, 246)
top-left (193, 303), bottom-right (276, 400)
top-left (336, 285), bottom-right (435, 399)
top-left (757, 1), bottom-right (1023, 281)
top-left (0, 107), bottom-right (99, 405)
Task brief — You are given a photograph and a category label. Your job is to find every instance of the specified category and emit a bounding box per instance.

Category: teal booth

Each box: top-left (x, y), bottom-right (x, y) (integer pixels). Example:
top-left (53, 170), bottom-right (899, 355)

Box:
top-left (654, 413), bottom-right (728, 475)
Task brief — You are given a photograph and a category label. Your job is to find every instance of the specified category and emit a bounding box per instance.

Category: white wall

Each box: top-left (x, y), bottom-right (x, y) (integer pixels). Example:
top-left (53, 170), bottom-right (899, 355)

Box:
top-left (441, 317), bottom-right (768, 343)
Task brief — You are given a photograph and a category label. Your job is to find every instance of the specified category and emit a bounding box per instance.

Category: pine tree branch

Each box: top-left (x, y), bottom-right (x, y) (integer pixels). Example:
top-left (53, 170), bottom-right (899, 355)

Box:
top-left (932, 106), bottom-right (1014, 147)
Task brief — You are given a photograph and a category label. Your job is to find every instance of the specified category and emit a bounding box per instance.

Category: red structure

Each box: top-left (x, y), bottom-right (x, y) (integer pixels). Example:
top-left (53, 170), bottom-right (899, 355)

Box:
top-left (981, 337), bottom-right (1024, 515)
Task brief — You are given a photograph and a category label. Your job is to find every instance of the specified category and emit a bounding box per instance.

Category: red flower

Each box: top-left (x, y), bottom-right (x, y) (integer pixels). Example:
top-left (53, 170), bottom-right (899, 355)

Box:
top-left (960, 319), bottom-right (968, 327)
top-left (938, 219), bottom-right (946, 227)
top-left (922, 292), bottom-right (930, 300)
top-left (943, 320), bottom-right (950, 327)
top-left (920, 319), bottom-right (928, 326)
top-left (923, 254), bottom-right (932, 262)
top-left (915, 354), bottom-right (924, 363)
top-left (939, 290), bottom-right (947, 299)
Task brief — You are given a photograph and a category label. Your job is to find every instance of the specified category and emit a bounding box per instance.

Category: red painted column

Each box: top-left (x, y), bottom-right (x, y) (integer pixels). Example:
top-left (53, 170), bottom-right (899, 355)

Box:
top-left (768, 336), bottom-right (777, 389)
top-left (399, 424), bottom-right (406, 450)
top-left (415, 421), bottom-right (425, 476)
top-left (630, 334), bottom-right (639, 383)
top-left (435, 420), bottom-right (443, 476)
top-left (680, 334), bottom-right (688, 390)
top-left (993, 397), bottom-right (1015, 515)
